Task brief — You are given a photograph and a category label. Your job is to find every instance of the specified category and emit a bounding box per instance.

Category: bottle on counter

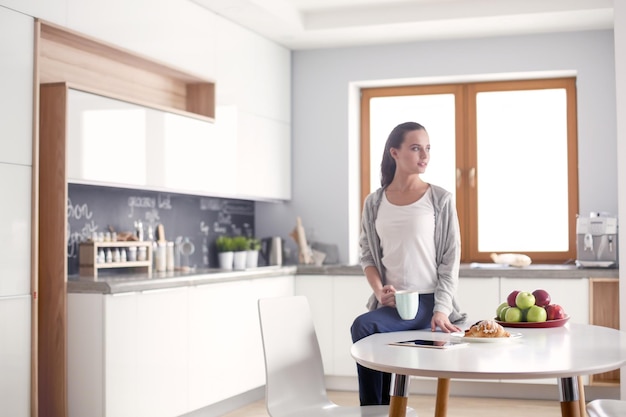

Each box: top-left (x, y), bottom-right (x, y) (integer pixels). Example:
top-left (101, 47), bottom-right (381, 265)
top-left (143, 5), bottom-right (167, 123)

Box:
top-left (128, 246), bottom-right (137, 262)
top-left (166, 242), bottom-right (175, 271)
top-left (155, 242), bottom-right (167, 272)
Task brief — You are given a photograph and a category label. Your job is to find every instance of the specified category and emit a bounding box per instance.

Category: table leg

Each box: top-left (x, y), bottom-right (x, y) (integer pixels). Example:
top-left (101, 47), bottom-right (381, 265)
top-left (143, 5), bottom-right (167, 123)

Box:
top-left (435, 378), bottom-right (450, 417)
top-left (577, 375), bottom-right (587, 417)
top-left (558, 376), bottom-right (581, 417)
top-left (389, 373), bottom-right (410, 417)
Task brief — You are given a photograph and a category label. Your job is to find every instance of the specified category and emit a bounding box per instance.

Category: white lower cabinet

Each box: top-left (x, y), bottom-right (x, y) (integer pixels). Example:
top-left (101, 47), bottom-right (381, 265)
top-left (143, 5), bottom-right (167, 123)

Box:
top-left (68, 274), bottom-right (295, 417)
top-left (457, 276), bottom-right (500, 323)
top-left (295, 275), bottom-right (372, 377)
top-left (136, 287), bottom-right (189, 417)
top-left (0, 295), bottom-right (30, 417)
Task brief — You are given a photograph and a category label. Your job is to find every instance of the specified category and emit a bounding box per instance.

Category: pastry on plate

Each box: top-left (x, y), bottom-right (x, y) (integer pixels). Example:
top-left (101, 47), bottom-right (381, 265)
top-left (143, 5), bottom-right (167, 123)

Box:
top-left (464, 319), bottom-right (511, 338)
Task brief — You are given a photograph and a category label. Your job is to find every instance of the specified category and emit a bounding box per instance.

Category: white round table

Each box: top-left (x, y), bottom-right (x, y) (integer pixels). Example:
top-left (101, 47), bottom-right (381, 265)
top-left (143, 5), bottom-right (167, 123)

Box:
top-left (351, 323), bottom-right (626, 417)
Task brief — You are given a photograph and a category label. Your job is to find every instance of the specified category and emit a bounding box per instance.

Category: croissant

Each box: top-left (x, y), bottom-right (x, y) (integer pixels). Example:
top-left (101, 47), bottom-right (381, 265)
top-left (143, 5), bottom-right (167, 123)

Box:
top-left (464, 320), bottom-right (511, 338)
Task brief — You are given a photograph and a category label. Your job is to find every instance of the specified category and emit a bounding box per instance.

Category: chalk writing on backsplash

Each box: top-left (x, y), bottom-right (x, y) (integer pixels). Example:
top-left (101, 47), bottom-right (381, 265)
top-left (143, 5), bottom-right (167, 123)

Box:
top-left (158, 194), bottom-right (172, 210)
top-left (200, 221), bottom-right (210, 266)
top-left (127, 195), bottom-right (156, 217)
top-left (67, 198), bottom-right (98, 258)
top-left (67, 183), bottom-right (255, 273)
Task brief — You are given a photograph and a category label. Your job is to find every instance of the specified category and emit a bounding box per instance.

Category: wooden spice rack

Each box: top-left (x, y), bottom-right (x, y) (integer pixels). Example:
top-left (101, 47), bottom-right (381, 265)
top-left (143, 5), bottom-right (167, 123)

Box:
top-left (79, 241), bottom-right (153, 278)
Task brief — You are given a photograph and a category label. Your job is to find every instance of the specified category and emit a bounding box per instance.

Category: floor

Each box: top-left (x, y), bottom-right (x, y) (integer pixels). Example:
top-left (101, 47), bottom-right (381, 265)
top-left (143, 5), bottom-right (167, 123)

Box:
top-left (220, 390), bottom-right (564, 417)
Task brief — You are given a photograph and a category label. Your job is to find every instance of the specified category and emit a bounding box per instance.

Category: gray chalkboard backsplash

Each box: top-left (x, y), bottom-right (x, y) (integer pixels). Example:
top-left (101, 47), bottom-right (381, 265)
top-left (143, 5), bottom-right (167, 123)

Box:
top-left (67, 183), bottom-right (254, 276)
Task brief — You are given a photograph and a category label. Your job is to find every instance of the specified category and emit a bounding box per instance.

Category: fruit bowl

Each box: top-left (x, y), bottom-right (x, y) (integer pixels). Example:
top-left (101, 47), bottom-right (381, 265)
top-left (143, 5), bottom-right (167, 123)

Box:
top-left (494, 315), bottom-right (570, 328)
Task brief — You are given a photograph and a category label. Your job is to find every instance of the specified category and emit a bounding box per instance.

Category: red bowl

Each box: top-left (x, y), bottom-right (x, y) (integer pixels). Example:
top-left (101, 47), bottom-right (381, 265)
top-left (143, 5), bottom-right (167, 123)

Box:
top-left (494, 315), bottom-right (570, 328)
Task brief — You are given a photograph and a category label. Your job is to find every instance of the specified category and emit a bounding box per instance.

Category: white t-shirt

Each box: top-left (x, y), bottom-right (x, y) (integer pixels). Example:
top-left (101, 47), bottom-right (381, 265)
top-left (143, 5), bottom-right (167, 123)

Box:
top-left (375, 187), bottom-right (437, 293)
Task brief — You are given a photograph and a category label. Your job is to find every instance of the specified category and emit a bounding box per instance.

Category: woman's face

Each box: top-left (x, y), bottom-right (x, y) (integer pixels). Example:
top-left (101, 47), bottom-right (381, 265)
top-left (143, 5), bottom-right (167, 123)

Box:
top-left (390, 128), bottom-right (430, 175)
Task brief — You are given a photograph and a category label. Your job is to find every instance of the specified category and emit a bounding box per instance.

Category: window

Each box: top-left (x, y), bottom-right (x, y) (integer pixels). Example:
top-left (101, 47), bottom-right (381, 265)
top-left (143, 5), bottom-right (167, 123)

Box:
top-left (360, 78), bottom-right (578, 263)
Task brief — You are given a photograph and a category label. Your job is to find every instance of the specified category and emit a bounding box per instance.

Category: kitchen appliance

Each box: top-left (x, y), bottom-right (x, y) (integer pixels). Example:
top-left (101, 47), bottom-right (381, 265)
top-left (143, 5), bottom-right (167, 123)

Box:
top-left (260, 237), bottom-right (283, 266)
top-left (576, 213), bottom-right (619, 268)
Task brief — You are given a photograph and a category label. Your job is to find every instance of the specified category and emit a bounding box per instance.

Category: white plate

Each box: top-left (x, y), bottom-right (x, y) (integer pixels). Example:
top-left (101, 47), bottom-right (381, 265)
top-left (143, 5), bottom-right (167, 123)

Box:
top-left (451, 332), bottom-right (523, 343)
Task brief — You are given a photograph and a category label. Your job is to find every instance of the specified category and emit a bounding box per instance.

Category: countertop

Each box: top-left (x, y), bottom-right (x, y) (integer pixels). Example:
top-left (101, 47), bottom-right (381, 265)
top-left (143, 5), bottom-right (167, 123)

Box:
top-left (68, 263), bottom-right (618, 294)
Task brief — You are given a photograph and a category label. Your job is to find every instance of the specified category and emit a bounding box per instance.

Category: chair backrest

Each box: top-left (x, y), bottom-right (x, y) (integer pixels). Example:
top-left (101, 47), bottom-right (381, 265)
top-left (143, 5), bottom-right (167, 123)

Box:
top-left (258, 296), bottom-right (332, 415)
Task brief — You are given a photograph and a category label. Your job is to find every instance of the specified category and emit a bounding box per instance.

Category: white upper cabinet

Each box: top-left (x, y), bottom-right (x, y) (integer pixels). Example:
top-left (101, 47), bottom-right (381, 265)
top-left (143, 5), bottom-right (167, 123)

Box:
top-left (235, 111), bottom-right (291, 200)
top-left (65, 0), bottom-right (217, 79)
top-left (67, 88), bottom-right (236, 196)
top-left (0, 7), bottom-right (33, 166)
top-left (67, 89), bottom-right (149, 187)
top-left (215, 17), bottom-right (291, 123)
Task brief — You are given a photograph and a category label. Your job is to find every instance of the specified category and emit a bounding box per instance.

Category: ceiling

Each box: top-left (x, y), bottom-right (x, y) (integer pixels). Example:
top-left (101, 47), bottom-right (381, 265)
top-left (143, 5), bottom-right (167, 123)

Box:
top-left (190, 0), bottom-right (614, 50)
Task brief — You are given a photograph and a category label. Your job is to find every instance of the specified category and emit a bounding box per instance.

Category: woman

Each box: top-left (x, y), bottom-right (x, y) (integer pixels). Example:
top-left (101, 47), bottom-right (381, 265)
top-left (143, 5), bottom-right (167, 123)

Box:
top-left (350, 121), bottom-right (466, 405)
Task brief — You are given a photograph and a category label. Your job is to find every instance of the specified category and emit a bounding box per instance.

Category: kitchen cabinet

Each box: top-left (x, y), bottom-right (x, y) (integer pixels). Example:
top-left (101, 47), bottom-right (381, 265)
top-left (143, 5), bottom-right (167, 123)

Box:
top-left (295, 275), bottom-right (371, 376)
top-left (0, 295), bottom-right (31, 417)
top-left (0, 6), bottom-right (33, 166)
top-left (0, 8), bottom-right (32, 417)
top-left (137, 287), bottom-right (189, 417)
top-left (215, 17), bottom-right (292, 201)
top-left (67, 87), bottom-right (230, 197)
top-left (67, 274), bottom-right (294, 417)
top-left (589, 278), bottom-right (620, 386)
top-left (235, 111), bottom-right (291, 200)
top-left (188, 275), bottom-right (294, 408)
top-left (215, 16), bottom-right (290, 124)
top-left (0, 164), bottom-right (32, 296)
top-left (457, 276), bottom-right (500, 323)
top-left (65, 0), bottom-right (218, 79)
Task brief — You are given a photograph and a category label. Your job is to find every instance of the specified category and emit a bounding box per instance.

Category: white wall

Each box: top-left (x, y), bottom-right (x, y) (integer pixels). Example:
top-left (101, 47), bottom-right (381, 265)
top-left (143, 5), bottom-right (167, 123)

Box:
top-left (264, 30), bottom-right (617, 264)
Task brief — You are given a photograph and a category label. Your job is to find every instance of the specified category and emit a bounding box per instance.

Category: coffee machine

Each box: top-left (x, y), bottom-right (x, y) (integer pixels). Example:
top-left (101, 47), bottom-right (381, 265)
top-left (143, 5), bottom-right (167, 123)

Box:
top-left (576, 212), bottom-right (619, 268)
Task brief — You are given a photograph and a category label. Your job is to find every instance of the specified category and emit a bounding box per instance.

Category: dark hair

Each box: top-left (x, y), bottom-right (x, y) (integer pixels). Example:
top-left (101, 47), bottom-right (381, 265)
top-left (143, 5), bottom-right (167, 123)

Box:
top-left (380, 122), bottom-right (426, 187)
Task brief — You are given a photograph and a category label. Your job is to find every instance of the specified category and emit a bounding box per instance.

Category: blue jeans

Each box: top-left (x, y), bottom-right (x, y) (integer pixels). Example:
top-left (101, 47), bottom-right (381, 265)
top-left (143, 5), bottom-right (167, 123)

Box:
top-left (350, 293), bottom-right (435, 406)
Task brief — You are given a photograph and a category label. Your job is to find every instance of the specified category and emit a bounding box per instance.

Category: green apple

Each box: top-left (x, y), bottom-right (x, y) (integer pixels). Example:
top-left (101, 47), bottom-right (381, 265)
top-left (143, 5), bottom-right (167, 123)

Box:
top-left (527, 305), bottom-right (547, 322)
top-left (515, 291), bottom-right (536, 310)
top-left (504, 307), bottom-right (523, 322)
top-left (496, 302), bottom-right (509, 319)
top-left (498, 306), bottom-right (510, 321)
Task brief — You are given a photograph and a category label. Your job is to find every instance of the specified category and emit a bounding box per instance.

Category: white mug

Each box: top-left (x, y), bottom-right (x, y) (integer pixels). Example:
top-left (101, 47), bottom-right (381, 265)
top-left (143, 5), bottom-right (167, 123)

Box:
top-left (395, 290), bottom-right (419, 320)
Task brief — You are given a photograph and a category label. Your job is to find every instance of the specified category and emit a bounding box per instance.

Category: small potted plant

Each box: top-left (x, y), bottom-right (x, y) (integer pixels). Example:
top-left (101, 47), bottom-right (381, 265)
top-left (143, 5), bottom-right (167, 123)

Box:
top-left (246, 237), bottom-right (261, 268)
top-left (215, 235), bottom-right (235, 270)
top-left (232, 236), bottom-right (249, 270)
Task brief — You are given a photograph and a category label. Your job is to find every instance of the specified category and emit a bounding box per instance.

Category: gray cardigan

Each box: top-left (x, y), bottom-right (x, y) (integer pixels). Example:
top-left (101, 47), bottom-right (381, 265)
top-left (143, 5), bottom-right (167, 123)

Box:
top-left (360, 185), bottom-right (467, 324)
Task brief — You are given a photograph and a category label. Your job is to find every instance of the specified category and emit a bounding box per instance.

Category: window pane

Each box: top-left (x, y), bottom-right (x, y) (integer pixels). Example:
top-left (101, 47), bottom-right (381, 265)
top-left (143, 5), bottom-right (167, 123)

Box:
top-left (476, 89), bottom-right (569, 252)
top-left (369, 94), bottom-right (456, 195)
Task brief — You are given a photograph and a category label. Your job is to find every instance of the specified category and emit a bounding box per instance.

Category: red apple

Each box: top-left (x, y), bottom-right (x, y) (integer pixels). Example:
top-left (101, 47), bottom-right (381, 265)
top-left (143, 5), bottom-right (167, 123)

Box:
top-left (532, 289), bottom-right (551, 307)
top-left (507, 290), bottom-right (520, 307)
top-left (545, 304), bottom-right (566, 320)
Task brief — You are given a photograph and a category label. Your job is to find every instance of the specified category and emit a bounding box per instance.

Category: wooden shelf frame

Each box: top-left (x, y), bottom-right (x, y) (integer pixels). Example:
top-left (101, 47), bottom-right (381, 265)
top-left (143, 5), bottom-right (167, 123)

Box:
top-left (79, 241), bottom-right (153, 278)
top-left (35, 20), bottom-right (216, 416)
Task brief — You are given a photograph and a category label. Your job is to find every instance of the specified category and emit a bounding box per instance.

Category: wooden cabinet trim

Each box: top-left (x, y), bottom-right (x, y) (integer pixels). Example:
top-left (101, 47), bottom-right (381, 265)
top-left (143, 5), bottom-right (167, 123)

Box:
top-left (37, 20), bottom-right (215, 119)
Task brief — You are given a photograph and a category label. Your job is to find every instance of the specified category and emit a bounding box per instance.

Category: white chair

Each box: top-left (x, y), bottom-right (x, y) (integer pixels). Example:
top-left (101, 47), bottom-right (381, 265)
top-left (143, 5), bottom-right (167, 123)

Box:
top-left (258, 295), bottom-right (418, 417)
top-left (586, 399), bottom-right (626, 417)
